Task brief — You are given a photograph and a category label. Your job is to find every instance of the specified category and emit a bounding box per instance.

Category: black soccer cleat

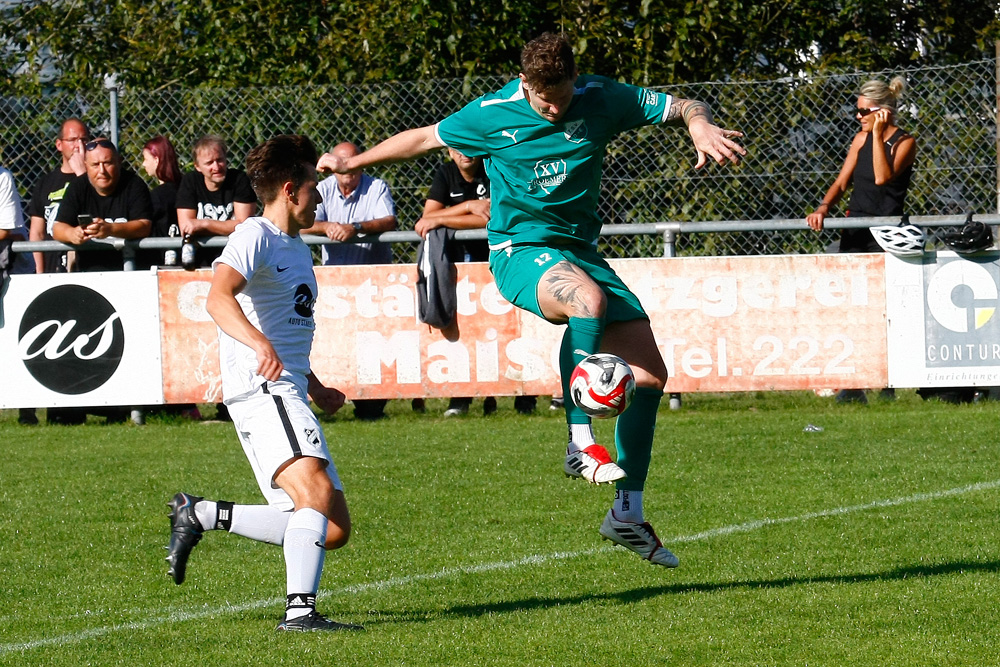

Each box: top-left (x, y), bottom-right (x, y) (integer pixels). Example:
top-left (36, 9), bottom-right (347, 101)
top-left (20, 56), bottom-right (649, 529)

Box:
top-left (166, 492), bottom-right (204, 585)
top-left (276, 610), bottom-right (364, 632)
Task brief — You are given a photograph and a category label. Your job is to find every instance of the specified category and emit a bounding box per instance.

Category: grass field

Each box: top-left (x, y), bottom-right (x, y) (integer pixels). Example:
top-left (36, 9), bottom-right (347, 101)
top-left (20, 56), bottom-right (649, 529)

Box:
top-left (2, 391), bottom-right (999, 666)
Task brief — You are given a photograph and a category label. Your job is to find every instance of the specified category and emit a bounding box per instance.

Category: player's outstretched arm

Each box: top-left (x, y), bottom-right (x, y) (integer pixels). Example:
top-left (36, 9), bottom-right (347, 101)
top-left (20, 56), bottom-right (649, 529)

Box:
top-left (206, 263), bottom-right (284, 381)
top-left (667, 97), bottom-right (746, 169)
top-left (318, 126), bottom-right (444, 174)
top-left (306, 372), bottom-right (346, 415)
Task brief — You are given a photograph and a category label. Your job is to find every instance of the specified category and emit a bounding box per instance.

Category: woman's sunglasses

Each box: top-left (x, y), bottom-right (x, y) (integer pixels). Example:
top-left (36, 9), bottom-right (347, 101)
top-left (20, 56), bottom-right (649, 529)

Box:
top-left (855, 106), bottom-right (881, 117)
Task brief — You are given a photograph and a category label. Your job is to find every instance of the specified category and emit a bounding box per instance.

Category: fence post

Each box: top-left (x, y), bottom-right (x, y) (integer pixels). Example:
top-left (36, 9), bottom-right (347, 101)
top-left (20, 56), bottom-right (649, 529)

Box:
top-left (995, 40), bottom-right (999, 214)
top-left (662, 227), bottom-right (676, 258)
top-left (104, 74), bottom-right (120, 146)
top-left (660, 225), bottom-right (682, 409)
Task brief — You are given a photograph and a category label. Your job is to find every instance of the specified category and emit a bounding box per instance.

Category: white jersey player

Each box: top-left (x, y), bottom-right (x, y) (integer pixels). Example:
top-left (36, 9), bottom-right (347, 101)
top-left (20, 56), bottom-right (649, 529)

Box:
top-left (166, 134), bottom-right (362, 632)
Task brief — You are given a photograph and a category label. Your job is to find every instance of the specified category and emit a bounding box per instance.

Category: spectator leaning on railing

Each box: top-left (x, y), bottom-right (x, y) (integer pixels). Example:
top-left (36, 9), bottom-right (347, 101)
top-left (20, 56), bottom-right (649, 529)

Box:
top-left (302, 141), bottom-right (399, 421)
top-left (176, 135), bottom-right (256, 268)
top-left (52, 138), bottom-right (153, 273)
top-left (27, 117), bottom-right (89, 274)
top-left (806, 76), bottom-right (916, 405)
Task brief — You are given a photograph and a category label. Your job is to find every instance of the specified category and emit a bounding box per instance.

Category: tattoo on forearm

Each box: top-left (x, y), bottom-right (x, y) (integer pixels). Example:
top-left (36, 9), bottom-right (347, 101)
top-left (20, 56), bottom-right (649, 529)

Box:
top-left (667, 99), bottom-right (713, 125)
top-left (544, 262), bottom-right (597, 317)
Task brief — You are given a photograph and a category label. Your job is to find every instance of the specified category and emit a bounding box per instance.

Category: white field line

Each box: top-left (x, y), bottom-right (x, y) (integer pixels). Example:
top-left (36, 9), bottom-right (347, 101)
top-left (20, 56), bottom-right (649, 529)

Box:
top-left (3, 478), bottom-right (998, 656)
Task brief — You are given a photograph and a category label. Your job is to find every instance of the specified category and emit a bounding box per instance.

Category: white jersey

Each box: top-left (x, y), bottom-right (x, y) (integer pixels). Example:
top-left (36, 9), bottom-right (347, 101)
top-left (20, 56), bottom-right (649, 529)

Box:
top-left (214, 217), bottom-right (317, 400)
top-left (0, 167), bottom-right (26, 237)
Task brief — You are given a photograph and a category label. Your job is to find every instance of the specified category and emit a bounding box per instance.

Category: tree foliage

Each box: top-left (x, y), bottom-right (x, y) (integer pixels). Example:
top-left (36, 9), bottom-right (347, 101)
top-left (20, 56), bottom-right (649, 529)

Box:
top-left (1, 0), bottom-right (997, 93)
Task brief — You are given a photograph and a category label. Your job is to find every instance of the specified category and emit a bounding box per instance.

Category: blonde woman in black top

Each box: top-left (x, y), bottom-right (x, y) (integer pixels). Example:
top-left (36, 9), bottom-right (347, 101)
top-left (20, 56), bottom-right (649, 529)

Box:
top-left (807, 76), bottom-right (917, 252)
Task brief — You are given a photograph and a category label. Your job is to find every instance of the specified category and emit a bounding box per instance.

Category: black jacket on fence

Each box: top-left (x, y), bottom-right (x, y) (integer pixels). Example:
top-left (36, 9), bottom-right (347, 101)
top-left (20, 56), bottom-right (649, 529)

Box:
top-left (416, 227), bottom-right (458, 329)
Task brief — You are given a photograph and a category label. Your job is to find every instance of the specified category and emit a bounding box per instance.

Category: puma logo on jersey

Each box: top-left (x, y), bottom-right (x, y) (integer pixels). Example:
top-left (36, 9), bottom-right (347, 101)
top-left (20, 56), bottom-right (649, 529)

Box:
top-left (501, 129), bottom-right (519, 144)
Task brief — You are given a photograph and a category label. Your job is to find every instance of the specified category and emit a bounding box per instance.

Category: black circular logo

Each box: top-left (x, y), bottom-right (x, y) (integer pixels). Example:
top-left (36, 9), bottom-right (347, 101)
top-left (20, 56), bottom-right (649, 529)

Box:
top-left (18, 285), bottom-right (125, 394)
top-left (294, 283), bottom-right (315, 318)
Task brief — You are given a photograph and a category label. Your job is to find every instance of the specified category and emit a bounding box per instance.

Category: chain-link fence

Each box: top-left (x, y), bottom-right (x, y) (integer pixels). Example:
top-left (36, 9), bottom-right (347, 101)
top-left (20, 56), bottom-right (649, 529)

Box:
top-left (1, 58), bottom-right (996, 262)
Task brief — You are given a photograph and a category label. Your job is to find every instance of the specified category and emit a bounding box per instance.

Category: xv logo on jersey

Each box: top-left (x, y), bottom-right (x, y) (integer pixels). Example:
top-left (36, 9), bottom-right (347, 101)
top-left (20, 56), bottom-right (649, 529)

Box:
top-left (529, 158), bottom-right (568, 194)
top-left (563, 120), bottom-right (587, 144)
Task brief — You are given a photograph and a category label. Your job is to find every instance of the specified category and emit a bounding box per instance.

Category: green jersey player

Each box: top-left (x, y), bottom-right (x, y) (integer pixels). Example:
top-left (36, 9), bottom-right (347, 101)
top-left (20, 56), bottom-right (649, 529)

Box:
top-left (319, 33), bottom-right (745, 568)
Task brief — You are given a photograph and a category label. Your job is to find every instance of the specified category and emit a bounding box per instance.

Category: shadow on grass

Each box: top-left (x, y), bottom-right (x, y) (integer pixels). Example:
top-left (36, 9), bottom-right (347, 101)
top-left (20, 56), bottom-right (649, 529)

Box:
top-left (365, 559), bottom-right (1000, 623)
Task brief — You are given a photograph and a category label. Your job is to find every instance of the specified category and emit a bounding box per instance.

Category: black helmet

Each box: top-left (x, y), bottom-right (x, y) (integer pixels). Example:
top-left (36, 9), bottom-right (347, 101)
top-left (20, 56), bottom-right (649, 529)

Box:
top-left (938, 215), bottom-right (994, 254)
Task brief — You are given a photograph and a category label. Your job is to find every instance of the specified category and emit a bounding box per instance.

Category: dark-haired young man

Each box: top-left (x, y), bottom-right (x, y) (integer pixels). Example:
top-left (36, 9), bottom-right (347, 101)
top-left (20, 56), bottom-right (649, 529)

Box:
top-left (167, 134), bottom-right (362, 632)
top-left (319, 33), bottom-right (746, 568)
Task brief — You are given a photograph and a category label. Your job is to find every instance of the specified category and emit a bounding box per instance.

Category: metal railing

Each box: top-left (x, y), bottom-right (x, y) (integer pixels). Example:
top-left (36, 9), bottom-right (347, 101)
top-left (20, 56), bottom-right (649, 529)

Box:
top-left (11, 215), bottom-right (998, 271)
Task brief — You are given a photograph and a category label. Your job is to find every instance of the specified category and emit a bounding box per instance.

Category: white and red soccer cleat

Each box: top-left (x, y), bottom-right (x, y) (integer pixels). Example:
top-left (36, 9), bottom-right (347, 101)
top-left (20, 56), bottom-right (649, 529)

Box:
top-left (563, 444), bottom-right (627, 484)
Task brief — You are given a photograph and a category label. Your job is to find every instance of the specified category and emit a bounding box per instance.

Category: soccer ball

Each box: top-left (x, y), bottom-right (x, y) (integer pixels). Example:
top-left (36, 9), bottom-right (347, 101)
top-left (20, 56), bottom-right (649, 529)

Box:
top-left (569, 353), bottom-right (636, 419)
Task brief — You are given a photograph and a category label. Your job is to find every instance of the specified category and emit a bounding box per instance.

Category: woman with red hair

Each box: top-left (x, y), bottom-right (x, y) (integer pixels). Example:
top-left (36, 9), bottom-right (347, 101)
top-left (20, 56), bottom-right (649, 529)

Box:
top-left (141, 135), bottom-right (183, 267)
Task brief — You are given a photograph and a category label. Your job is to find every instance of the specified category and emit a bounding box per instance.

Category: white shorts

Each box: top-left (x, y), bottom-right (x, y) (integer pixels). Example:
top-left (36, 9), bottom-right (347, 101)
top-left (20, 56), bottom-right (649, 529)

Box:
top-left (227, 380), bottom-right (342, 511)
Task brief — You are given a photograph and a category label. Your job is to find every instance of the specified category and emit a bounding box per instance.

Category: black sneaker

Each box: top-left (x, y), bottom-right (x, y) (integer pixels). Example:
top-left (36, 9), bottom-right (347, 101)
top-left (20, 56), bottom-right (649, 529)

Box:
top-left (166, 492), bottom-right (204, 585)
top-left (277, 610), bottom-right (364, 632)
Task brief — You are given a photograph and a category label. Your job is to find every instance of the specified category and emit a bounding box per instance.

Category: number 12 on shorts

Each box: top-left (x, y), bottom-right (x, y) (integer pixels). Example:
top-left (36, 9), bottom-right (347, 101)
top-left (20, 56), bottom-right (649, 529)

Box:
top-left (534, 252), bottom-right (553, 266)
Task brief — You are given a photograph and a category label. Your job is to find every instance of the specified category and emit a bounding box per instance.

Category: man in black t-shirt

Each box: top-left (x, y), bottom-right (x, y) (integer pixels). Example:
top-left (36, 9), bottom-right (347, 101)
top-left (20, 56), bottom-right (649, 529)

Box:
top-left (176, 135), bottom-right (256, 266)
top-left (27, 118), bottom-right (90, 273)
top-left (53, 139), bottom-right (153, 272)
top-left (416, 147), bottom-right (491, 262)
top-left (416, 149), bottom-right (537, 416)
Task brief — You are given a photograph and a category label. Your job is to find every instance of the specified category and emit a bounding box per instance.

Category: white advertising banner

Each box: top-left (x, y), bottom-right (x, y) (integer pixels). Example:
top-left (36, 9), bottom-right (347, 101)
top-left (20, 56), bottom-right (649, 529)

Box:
top-left (885, 250), bottom-right (1000, 388)
top-left (0, 272), bottom-right (164, 408)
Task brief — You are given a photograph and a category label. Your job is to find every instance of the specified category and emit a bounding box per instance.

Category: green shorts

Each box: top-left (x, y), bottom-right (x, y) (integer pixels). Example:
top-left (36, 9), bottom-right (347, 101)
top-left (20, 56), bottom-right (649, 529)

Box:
top-left (489, 242), bottom-right (647, 323)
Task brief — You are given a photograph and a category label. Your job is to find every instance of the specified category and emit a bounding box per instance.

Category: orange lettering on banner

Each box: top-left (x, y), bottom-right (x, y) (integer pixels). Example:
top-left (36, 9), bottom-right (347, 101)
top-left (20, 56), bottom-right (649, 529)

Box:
top-left (157, 254), bottom-right (887, 403)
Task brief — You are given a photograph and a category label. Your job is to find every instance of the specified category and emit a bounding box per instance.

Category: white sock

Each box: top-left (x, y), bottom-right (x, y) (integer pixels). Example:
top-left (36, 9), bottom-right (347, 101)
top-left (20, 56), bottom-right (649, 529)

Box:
top-left (194, 500), bottom-right (217, 530)
top-left (283, 508), bottom-right (328, 620)
top-left (613, 489), bottom-right (644, 523)
top-left (568, 423), bottom-right (596, 451)
top-left (229, 505), bottom-right (290, 545)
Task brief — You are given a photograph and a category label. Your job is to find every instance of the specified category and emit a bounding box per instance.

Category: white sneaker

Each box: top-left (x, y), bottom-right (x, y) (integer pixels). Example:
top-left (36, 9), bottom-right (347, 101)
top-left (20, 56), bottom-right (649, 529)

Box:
top-left (563, 444), bottom-right (627, 484)
top-left (599, 509), bottom-right (679, 568)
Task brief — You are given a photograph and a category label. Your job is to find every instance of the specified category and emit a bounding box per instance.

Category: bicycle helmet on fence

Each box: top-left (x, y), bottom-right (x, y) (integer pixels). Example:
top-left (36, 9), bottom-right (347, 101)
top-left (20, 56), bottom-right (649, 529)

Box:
top-left (871, 220), bottom-right (926, 257)
top-left (937, 215), bottom-right (994, 254)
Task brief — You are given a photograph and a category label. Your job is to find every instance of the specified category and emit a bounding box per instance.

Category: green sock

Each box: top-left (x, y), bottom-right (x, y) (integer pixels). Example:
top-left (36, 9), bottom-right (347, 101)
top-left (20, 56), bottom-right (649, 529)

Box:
top-left (614, 386), bottom-right (663, 491)
top-left (560, 317), bottom-right (604, 424)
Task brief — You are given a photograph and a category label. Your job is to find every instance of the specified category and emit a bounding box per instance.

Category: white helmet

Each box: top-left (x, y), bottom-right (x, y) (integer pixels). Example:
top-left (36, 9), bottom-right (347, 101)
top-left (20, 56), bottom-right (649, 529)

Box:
top-left (871, 223), bottom-right (926, 257)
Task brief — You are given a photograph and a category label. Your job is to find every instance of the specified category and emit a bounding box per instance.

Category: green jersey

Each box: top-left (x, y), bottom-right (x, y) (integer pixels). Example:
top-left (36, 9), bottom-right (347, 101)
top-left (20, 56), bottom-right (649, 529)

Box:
top-left (435, 75), bottom-right (672, 248)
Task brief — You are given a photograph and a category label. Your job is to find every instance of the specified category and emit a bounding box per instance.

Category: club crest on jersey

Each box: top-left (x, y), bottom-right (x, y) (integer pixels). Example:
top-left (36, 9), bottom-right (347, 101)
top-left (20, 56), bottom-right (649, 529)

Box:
top-left (643, 89), bottom-right (659, 108)
top-left (563, 119), bottom-right (587, 143)
top-left (529, 158), bottom-right (567, 194)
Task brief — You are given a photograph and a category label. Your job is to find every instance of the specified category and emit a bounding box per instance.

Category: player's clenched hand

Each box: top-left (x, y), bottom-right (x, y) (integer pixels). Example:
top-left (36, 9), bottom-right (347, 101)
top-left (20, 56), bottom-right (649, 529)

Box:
top-left (307, 373), bottom-right (345, 414)
top-left (317, 152), bottom-right (351, 174)
top-left (253, 341), bottom-right (284, 381)
top-left (688, 121), bottom-right (746, 169)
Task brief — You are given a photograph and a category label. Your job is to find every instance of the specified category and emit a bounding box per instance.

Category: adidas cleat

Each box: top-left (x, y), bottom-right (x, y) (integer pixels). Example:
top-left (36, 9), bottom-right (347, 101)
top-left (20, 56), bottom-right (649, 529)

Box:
top-left (599, 509), bottom-right (679, 568)
top-left (166, 492), bottom-right (204, 585)
top-left (564, 444), bottom-right (627, 484)
top-left (277, 610), bottom-right (364, 632)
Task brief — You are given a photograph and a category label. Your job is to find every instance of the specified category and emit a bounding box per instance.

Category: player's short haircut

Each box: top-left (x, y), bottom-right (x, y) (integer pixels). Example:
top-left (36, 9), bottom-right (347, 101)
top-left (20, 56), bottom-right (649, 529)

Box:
top-left (246, 134), bottom-right (318, 204)
top-left (520, 33), bottom-right (576, 90)
top-left (193, 134), bottom-right (228, 162)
